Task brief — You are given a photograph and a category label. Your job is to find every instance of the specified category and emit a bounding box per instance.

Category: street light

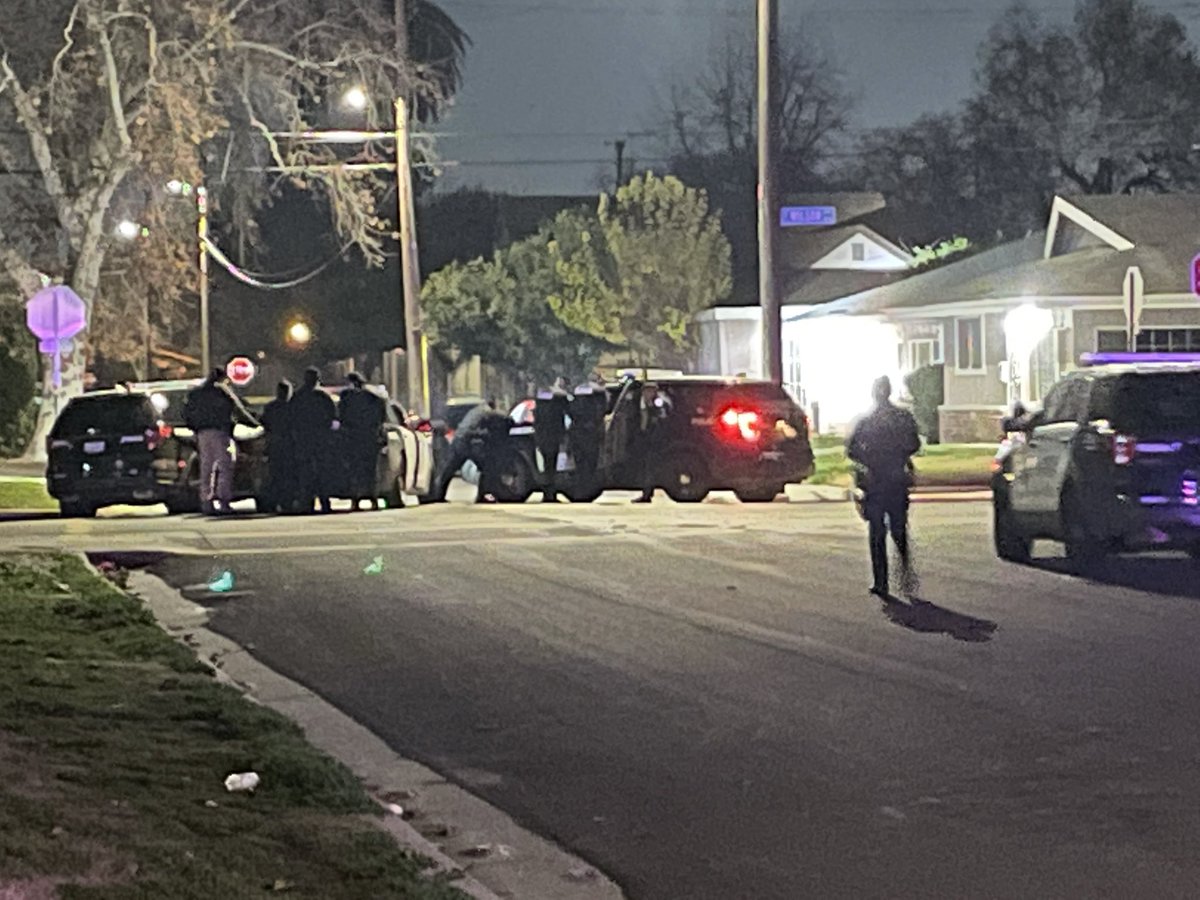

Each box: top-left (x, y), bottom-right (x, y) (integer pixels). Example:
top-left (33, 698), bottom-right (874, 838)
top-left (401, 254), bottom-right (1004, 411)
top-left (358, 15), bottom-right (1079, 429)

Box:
top-left (286, 319), bottom-right (313, 349)
top-left (1004, 304), bottom-right (1054, 405)
top-left (116, 219), bottom-right (143, 240)
top-left (342, 86), bottom-right (369, 111)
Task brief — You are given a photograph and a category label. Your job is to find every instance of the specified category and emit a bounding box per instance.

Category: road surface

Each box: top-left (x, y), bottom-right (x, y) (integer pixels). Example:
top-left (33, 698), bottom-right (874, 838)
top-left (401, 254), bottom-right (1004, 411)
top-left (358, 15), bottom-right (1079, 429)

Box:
top-left (5, 495), bottom-right (1200, 899)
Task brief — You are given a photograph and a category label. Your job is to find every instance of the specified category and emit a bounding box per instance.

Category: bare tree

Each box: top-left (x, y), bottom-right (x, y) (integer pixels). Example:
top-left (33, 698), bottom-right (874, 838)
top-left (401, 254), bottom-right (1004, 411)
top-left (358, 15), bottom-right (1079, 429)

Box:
top-left (0, 0), bottom-right (467, 455)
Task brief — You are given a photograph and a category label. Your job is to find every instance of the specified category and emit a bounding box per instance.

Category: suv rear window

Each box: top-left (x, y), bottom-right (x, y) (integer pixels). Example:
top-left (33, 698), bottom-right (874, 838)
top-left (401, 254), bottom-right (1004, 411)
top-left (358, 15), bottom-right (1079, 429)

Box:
top-left (51, 396), bottom-right (155, 438)
top-left (1113, 373), bottom-right (1200, 433)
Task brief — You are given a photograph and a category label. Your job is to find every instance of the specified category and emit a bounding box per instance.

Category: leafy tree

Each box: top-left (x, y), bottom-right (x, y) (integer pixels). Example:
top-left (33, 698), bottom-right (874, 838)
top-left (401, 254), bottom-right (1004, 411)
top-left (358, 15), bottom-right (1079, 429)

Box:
top-left (0, 0), bottom-right (468, 455)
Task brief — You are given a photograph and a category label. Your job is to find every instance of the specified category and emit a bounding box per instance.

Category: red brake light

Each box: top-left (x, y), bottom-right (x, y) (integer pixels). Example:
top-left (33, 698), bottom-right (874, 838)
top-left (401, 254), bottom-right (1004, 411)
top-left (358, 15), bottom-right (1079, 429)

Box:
top-left (1112, 434), bottom-right (1137, 465)
top-left (717, 406), bottom-right (761, 442)
top-left (145, 422), bottom-right (172, 450)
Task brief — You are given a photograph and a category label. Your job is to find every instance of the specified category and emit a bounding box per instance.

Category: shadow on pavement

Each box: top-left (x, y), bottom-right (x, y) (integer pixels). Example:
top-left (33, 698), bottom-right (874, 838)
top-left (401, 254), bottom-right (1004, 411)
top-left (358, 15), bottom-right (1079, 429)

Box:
top-left (1034, 554), bottom-right (1200, 601)
top-left (880, 595), bottom-right (998, 643)
top-left (0, 511), bottom-right (60, 522)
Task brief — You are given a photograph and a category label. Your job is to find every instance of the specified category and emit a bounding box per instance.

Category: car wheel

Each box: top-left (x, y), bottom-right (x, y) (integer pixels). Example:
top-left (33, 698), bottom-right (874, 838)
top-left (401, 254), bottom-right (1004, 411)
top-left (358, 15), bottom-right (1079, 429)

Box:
top-left (992, 498), bottom-right (1031, 563)
top-left (491, 454), bottom-right (534, 504)
top-left (1062, 487), bottom-right (1104, 570)
top-left (661, 455), bottom-right (709, 503)
top-left (60, 501), bottom-right (96, 519)
top-left (166, 491), bottom-right (200, 515)
top-left (735, 484), bottom-right (785, 503)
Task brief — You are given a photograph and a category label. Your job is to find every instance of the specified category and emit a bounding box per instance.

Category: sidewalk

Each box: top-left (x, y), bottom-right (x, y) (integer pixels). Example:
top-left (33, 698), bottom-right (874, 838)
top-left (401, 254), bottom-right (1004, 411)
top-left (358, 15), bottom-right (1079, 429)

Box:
top-left (0, 457), bottom-right (43, 478)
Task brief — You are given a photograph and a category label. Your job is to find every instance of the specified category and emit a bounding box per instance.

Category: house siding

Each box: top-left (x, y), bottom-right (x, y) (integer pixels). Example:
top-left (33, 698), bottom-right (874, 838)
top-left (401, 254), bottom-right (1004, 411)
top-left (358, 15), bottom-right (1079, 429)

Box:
top-left (1072, 306), bottom-right (1200, 360)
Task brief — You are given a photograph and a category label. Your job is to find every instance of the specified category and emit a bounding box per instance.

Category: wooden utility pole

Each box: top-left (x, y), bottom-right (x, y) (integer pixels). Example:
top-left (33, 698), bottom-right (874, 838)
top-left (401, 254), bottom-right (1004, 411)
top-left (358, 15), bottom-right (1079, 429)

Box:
top-left (614, 139), bottom-right (626, 189)
top-left (757, 0), bottom-right (782, 385)
top-left (394, 0), bottom-right (428, 415)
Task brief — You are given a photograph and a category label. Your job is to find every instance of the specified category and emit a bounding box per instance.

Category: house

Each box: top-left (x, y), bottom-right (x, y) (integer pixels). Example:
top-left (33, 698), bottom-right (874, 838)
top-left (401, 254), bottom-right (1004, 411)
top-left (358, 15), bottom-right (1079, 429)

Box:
top-left (791, 194), bottom-right (1200, 441)
top-left (695, 192), bottom-right (915, 427)
top-left (696, 193), bottom-right (915, 387)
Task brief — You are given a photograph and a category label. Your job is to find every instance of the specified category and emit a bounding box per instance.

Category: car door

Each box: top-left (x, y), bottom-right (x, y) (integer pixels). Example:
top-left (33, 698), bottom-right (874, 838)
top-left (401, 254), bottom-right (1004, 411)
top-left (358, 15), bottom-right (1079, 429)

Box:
top-left (600, 380), bottom-right (640, 487)
top-left (379, 402), bottom-right (407, 493)
top-left (1014, 377), bottom-right (1088, 517)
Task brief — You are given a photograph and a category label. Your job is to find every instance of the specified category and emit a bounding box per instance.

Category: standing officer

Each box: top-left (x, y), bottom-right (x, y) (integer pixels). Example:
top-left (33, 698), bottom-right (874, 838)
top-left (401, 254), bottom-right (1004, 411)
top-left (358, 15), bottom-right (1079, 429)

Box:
top-left (289, 367), bottom-right (336, 514)
top-left (534, 377), bottom-right (570, 503)
top-left (846, 376), bottom-right (922, 598)
top-left (339, 373), bottom-right (387, 511)
top-left (632, 382), bottom-right (670, 503)
top-left (259, 380), bottom-right (295, 513)
top-left (183, 367), bottom-right (258, 515)
top-left (569, 373), bottom-right (607, 498)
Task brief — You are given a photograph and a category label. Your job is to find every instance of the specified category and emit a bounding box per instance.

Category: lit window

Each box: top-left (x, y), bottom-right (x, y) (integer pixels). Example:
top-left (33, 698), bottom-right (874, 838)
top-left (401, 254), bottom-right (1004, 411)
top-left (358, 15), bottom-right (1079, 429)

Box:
top-left (956, 318), bottom-right (984, 371)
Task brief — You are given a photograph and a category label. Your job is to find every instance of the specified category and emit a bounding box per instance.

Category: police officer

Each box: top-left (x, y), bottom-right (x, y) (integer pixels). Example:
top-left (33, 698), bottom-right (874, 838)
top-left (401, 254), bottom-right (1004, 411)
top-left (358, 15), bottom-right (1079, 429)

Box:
top-left (339, 372), bottom-right (387, 511)
top-left (846, 376), bottom-right (922, 598)
top-left (259, 380), bottom-right (295, 513)
top-left (432, 401), bottom-right (513, 503)
top-left (289, 367), bottom-right (336, 514)
top-left (632, 382), bottom-right (670, 504)
top-left (569, 373), bottom-right (607, 498)
top-left (183, 367), bottom-right (258, 515)
top-left (534, 378), bottom-right (570, 503)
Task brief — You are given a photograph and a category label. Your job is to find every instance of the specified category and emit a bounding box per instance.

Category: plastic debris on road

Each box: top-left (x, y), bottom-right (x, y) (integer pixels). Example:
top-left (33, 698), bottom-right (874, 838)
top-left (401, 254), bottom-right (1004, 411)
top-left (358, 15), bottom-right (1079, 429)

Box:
top-left (207, 570), bottom-right (235, 593)
top-left (385, 803), bottom-right (404, 816)
top-left (364, 556), bottom-right (384, 575)
top-left (224, 771), bottom-right (260, 793)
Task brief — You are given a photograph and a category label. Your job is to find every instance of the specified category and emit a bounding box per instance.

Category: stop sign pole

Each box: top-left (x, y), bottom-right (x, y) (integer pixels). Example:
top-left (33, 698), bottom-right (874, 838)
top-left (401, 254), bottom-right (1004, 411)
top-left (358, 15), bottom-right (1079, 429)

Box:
top-left (1123, 266), bottom-right (1144, 353)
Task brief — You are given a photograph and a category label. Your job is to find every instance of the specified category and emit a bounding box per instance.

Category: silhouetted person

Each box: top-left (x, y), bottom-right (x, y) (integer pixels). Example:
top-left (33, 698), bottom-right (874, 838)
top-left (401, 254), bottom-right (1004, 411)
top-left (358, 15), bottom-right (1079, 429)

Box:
top-left (534, 378), bottom-right (570, 502)
top-left (183, 367), bottom-right (258, 515)
top-left (260, 380), bottom-right (295, 513)
top-left (433, 402), bottom-right (513, 503)
top-left (569, 374), bottom-right (607, 496)
top-left (632, 383), bottom-right (670, 503)
top-left (846, 376), bottom-right (922, 598)
top-left (290, 367), bottom-right (336, 514)
top-left (339, 372), bottom-right (387, 511)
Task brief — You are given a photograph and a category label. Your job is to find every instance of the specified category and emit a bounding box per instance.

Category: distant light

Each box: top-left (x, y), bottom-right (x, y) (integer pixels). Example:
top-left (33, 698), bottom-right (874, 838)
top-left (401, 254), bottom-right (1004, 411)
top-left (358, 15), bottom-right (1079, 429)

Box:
top-left (116, 220), bottom-right (141, 240)
top-left (149, 392), bottom-right (168, 412)
top-left (342, 86), bottom-right (369, 111)
top-left (287, 321), bottom-right (312, 347)
top-left (166, 179), bottom-right (185, 195)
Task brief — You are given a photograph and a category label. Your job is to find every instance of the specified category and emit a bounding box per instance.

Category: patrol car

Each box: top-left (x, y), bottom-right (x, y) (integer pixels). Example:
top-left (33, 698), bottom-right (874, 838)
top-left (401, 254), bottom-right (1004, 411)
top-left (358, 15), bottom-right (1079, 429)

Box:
top-left (993, 353), bottom-right (1200, 567)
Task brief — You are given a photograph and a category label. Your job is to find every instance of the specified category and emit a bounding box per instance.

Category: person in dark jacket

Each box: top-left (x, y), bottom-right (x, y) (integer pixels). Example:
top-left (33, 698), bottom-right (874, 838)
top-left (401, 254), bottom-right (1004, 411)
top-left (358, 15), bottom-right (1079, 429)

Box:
top-left (846, 376), bottom-right (922, 598)
top-left (289, 367), bottom-right (336, 514)
top-left (433, 402), bottom-right (513, 503)
top-left (632, 383), bottom-right (671, 503)
top-left (339, 372), bottom-right (387, 511)
top-left (259, 380), bottom-right (295, 513)
top-left (183, 367), bottom-right (258, 515)
top-left (534, 378), bottom-right (570, 502)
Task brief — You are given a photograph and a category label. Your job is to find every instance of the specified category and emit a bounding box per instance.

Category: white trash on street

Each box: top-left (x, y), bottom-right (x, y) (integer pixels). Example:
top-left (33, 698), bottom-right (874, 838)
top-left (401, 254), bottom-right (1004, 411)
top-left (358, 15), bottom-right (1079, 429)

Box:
top-left (224, 771), bottom-right (261, 793)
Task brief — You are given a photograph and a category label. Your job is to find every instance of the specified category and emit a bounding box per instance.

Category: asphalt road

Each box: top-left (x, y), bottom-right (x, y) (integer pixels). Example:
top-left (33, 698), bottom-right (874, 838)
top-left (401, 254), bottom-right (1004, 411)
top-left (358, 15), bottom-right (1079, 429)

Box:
top-left (6, 494), bottom-right (1200, 899)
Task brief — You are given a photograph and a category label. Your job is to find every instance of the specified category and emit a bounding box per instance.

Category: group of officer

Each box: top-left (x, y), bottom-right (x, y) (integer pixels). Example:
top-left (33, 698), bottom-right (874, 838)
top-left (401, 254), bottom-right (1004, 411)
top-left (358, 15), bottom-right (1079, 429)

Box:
top-left (184, 366), bottom-right (386, 516)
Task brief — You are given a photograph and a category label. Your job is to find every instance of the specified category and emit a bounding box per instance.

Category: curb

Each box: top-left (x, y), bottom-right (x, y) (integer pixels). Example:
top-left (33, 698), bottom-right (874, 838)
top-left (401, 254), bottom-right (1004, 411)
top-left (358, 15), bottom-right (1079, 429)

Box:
top-left (124, 568), bottom-right (626, 900)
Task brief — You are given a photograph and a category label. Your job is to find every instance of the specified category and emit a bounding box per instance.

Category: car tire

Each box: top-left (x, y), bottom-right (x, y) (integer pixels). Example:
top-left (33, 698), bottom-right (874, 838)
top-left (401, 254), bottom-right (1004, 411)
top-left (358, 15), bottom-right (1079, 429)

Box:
top-left (166, 491), bottom-right (200, 515)
top-left (993, 498), bottom-right (1031, 563)
top-left (735, 484), bottom-right (785, 503)
top-left (660, 455), bottom-right (709, 503)
top-left (491, 454), bottom-right (534, 504)
top-left (59, 501), bottom-right (96, 519)
top-left (1062, 486), bottom-right (1104, 570)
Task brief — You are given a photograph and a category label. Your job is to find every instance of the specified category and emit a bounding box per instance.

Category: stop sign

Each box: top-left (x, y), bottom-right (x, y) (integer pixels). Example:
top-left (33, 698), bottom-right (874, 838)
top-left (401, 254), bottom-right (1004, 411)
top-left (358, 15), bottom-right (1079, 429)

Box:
top-left (226, 356), bottom-right (256, 386)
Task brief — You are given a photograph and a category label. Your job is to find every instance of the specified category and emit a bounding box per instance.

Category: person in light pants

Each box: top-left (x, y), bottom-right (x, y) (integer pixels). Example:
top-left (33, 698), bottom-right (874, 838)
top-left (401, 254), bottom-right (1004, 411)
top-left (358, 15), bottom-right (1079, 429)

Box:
top-left (184, 367), bottom-right (258, 515)
top-left (198, 430), bottom-right (237, 513)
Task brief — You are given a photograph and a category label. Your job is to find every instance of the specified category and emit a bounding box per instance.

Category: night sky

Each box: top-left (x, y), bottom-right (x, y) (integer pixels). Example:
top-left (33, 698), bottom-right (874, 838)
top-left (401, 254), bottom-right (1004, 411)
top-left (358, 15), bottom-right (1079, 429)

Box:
top-left (431, 0), bottom-right (1200, 195)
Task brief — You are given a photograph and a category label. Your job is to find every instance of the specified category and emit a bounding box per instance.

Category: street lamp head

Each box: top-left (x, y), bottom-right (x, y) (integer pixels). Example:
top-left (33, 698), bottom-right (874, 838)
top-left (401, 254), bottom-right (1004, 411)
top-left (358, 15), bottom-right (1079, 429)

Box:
top-left (116, 220), bottom-right (142, 240)
top-left (342, 86), bottom-right (369, 111)
top-left (286, 320), bottom-right (313, 348)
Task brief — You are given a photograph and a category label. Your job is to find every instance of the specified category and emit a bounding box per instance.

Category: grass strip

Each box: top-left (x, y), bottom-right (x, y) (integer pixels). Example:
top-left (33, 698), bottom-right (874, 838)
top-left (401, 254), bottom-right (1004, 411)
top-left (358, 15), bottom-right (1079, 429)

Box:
top-left (0, 553), bottom-right (466, 899)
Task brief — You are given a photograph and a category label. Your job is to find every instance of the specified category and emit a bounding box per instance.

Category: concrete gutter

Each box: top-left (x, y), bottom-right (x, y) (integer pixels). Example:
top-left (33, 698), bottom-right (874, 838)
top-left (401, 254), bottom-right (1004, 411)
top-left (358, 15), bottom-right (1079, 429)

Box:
top-left (126, 569), bottom-right (626, 900)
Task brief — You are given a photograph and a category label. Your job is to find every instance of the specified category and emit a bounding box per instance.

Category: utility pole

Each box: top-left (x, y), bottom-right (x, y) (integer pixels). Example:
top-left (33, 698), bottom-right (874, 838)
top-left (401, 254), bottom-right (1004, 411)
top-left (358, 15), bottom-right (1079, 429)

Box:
top-left (614, 139), bottom-right (626, 190)
top-left (197, 186), bottom-right (210, 374)
top-left (395, 0), bottom-right (428, 416)
top-left (757, 0), bottom-right (782, 385)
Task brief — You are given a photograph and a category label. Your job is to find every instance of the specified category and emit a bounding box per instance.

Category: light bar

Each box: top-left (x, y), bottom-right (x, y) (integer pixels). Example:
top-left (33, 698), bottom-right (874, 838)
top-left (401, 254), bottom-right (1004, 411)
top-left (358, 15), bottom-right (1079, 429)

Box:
top-left (1080, 352), bottom-right (1200, 366)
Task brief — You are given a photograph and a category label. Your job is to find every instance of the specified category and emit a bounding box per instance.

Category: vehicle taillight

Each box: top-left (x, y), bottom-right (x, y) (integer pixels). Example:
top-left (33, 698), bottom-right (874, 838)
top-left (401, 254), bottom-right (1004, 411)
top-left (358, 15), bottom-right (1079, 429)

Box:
top-left (47, 437), bottom-right (71, 453)
top-left (1112, 434), bottom-right (1137, 465)
top-left (718, 407), bottom-right (761, 442)
top-left (145, 422), bottom-right (173, 450)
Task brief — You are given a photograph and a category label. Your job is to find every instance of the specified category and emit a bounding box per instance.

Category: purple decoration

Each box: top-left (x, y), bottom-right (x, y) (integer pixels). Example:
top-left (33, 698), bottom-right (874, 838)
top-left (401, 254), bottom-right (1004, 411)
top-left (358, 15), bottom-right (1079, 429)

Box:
top-left (26, 285), bottom-right (87, 388)
top-left (1081, 352), bottom-right (1200, 366)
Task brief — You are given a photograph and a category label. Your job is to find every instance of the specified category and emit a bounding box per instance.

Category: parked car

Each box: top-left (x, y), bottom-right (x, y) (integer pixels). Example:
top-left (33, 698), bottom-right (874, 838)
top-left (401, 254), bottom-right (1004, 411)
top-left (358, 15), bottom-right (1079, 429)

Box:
top-left (992, 354), bottom-right (1200, 567)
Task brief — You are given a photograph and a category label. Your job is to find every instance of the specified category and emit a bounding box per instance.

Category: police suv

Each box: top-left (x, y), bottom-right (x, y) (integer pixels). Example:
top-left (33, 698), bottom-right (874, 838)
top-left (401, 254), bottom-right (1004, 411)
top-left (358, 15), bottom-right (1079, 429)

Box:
top-left (992, 353), bottom-right (1200, 567)
top-left (496, 375), bottom-right (815, 503)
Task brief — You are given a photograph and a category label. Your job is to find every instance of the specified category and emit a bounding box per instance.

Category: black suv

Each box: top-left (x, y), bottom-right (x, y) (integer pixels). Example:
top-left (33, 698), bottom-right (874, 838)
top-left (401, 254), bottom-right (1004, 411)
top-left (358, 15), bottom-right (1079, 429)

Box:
top-left (46, 384), bottom-right (265, 517)
top-left (495, 376), bottom-right (815, 503)
top-left (993, 358), bottom-right (1200, 566)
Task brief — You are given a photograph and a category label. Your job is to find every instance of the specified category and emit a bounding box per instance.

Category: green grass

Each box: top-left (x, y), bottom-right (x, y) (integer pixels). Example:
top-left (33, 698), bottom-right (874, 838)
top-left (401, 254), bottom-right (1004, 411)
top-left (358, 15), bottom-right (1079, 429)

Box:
top-left (0, 554), bottom-right (467, 900)
top-left (809, 443), bottom-right (996, 488)
top-left (0, 478), bottom-right (56, 511)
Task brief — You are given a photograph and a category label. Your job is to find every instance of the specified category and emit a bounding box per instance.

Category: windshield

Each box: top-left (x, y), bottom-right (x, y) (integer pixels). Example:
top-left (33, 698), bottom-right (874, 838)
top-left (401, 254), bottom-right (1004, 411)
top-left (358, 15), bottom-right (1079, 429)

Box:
top-left (1115, 373), bottom-right (1200, 434)
top-left (51, 396), bottom-right (155, 438)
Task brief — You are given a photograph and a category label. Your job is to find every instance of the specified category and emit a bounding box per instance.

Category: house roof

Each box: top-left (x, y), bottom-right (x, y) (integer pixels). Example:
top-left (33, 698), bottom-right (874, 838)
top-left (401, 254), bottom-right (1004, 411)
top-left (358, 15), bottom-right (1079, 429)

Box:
top-left (782, 269), bottom-right (909, 306)
top-left (795, 192), bottom-right (1200, 321)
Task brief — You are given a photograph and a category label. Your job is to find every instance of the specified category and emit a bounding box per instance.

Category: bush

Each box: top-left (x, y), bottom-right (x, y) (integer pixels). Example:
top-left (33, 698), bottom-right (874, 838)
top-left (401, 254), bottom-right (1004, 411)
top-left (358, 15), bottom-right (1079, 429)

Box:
top-left (0, 304), bottom-right (38, 457)
top-left (905, 363), bottom-right (944, 444)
